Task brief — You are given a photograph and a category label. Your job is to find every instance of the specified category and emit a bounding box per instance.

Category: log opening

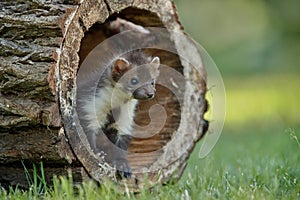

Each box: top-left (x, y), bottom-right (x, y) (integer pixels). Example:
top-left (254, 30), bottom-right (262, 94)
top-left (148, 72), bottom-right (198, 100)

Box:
top-left (57, 2), bottom-right (208, 189)
top-left (76, 9), bottom-right (184, 182)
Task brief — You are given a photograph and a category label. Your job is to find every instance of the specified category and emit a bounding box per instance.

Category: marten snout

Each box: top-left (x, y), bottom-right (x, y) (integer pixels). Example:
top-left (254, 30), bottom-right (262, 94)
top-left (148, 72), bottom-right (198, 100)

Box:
top-left (133, 84), bottom-right (156, 100)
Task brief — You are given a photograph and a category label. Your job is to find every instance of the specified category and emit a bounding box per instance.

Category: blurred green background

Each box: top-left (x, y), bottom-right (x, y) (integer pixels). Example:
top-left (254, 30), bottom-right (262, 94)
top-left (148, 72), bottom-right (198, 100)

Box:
top-left (175, 0), bottom-right (300, 134)
top-left (174, 0), bottom-right (300, 197)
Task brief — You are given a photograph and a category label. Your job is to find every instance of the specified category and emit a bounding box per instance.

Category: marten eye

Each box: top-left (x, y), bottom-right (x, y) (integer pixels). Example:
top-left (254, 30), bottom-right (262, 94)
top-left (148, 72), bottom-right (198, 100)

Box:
top-left (131, 78), bottom-right (138, 85)
top-left (151, 79), bottom-right (155, 85)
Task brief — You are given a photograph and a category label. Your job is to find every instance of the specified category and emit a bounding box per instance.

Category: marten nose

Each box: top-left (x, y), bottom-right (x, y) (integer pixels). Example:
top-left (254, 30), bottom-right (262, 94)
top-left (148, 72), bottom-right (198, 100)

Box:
top-left (146, 91), bottom-right (154, 98)
top-left (141, 84), bottom-right (155, 99)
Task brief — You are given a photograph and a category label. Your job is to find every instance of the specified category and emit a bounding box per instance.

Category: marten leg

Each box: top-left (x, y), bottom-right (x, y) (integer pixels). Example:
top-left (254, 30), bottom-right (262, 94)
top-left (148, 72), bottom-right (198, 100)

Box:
top-left (104, 128), bottom-right (132, 179)
top-left (114, 134), bottom-right (132, 178)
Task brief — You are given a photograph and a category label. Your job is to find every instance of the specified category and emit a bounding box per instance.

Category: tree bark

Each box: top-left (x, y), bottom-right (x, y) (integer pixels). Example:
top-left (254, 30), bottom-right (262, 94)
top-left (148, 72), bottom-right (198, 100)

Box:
top-left (0, 0), bottom-right (208, 191)
top-left (0, 0), bottom-right (82, 189)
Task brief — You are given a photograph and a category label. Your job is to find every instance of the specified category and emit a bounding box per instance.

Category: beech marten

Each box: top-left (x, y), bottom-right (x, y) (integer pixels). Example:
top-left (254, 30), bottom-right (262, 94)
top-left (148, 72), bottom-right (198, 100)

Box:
top-left (77, 50), bottom-right (160, 178)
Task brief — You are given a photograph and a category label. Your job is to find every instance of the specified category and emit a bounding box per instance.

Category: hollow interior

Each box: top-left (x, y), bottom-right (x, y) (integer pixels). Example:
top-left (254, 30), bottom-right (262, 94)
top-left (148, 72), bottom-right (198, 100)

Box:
top-left (77, 8), bottom-right (183, 173)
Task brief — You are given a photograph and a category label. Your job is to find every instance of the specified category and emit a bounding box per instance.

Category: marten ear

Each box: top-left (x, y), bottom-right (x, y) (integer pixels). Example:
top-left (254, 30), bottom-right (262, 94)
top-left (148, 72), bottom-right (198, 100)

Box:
top-left (150, 57), bottom-right (160, 78)
top-left (151, 57), bottom-right (160, 69)
top-left (112, 58), bottom-right (129, 75)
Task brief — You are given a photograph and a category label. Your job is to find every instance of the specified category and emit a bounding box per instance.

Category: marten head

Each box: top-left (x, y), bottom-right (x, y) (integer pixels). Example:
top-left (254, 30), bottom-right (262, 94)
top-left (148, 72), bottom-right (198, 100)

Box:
top-left (111, 52), bottom-right (160, 100)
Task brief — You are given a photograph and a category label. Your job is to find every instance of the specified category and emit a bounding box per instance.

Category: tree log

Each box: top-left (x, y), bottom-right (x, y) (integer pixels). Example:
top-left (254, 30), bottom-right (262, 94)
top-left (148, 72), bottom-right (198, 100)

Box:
top-left (0, 0), bottom-right (208, 191)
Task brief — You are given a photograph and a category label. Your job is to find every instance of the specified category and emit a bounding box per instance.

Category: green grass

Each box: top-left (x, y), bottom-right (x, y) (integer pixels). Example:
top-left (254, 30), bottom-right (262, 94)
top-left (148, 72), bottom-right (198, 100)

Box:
top-left (1, 129), bottom-right (299, 199)
top-left (1, 74), bottom-right (299, 199)
top-left (183, 129), bottom-right (300, 200)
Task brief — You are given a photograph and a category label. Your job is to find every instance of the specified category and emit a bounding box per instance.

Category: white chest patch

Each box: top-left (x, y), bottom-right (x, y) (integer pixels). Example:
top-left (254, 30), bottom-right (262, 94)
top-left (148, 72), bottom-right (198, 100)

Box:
top-left (113, 99), bottom-right (138, 135)
top-left (80, 84), bottom-right (138, 136)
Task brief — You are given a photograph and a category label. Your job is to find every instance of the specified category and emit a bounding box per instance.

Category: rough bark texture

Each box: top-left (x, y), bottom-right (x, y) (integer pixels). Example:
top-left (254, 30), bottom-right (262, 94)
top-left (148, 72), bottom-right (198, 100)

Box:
top-left (0, 0), bottom-right (82, 189)
top-left (0, 0), bottom-right (208, 191)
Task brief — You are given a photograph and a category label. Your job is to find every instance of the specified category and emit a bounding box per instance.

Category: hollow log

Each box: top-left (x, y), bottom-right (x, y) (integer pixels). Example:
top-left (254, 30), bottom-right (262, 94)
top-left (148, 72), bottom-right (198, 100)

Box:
top-left (0, 0), bottom-right (208, 191)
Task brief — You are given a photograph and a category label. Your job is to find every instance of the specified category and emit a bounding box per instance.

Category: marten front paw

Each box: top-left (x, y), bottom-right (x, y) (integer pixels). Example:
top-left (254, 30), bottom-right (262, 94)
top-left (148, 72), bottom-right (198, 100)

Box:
top-left (112, 159), bottom-right (132, 179)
